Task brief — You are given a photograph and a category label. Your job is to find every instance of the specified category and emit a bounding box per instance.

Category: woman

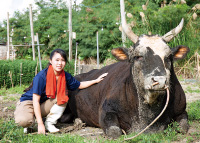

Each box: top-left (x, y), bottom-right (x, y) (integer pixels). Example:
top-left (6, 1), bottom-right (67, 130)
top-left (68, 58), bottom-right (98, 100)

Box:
top-left (14, 49), bottom-right (108, 134)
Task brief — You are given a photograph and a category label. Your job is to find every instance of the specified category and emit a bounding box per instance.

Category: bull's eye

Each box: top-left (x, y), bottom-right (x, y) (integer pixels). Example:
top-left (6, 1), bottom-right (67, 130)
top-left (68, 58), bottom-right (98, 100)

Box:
top-left (134, 56), bottom-right (143, 61)
top-left (164, 56), bottom-right (171, 69)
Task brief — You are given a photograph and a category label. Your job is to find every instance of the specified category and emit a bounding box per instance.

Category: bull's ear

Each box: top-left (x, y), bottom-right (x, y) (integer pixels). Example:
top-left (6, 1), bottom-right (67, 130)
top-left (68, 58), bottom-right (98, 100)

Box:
top-left (111, 47), bottom-right (128, 61)
top-left (172, 45), bottom-right (190, 60)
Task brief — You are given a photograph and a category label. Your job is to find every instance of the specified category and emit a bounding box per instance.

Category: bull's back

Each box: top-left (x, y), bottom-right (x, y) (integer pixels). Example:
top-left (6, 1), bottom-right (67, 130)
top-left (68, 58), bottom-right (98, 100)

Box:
top-left (69, 61), bottom-right (132, 127)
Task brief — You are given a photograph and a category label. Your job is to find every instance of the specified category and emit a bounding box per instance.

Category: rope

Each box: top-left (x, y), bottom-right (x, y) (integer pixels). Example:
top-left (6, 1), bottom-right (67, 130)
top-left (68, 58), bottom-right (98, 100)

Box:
top-left (123, 87), bottom-right (170, 142)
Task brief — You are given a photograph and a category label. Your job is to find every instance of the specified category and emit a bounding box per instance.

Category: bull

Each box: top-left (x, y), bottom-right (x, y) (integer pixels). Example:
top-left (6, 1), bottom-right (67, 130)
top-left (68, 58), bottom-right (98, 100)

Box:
top-left (60, 17), bottom-right (189, 138)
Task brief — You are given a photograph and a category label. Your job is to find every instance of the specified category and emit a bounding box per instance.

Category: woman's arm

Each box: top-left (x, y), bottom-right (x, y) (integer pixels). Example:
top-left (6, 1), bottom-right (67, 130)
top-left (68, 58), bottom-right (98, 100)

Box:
top-left (79, 73), bottom-right (108, 89)
top-left (33, 93), bottom-right (46, 134)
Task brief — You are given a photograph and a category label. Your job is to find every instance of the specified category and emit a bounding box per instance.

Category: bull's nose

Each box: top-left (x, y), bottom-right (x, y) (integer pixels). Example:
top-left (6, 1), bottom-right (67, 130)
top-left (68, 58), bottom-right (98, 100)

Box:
top-left (152, 76), bottom-right (166, 87)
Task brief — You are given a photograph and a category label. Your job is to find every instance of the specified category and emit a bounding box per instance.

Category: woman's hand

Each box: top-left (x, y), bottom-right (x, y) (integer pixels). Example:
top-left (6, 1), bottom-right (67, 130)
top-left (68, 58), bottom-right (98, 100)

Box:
top-left (79, 73), bottom-right (108, 89)
top-left (33, 94), bottom-right (46, 134)
top-left (37, 123), bottom-right (46, 134)
top-left (95, 73), bottom-right (108, 83)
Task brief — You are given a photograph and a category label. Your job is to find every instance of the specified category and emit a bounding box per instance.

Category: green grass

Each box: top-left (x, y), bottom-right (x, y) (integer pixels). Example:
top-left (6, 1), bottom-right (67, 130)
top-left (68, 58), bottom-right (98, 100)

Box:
top-left (0, 88), bottom-right (199, 143)
top-left (0, 119), bottom-right (88, 143)
top-left (7, 105), bottom-right (16, 110)
top-left (1, 100), bottom-right (200, 143)
top-left (0, 118), bottom-right (182, 143)
top-left (0, 85), bottom-right (28, 96)
top-left (187, 100), bottom-right (200, 121)
top-left (186, 86), bottom-right (200, 93)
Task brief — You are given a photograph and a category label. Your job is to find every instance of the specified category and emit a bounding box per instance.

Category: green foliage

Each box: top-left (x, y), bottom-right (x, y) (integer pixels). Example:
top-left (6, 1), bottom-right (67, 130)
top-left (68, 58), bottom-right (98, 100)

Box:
top-left (0, 119), bottom-right (22, 141)
top-left (164, 122), bottom-right (180, 138)
top-left (187, 100), bottom-right (200, 120)
top-left (0, 59), bottom-right (74, 88)
top-left (0, 0), bottom-right (199, 63)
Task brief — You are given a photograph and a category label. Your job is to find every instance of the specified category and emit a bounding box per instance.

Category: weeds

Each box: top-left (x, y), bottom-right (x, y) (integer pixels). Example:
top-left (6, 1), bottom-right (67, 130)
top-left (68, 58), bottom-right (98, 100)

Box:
top-left (0, 85), bottom-right (28, 96)
top-left (187, 100), bottom-right (200, 120)
top-left (7, 105), bottom-right (16, 110)
top-left (186, 86), bottom-right (200, 93)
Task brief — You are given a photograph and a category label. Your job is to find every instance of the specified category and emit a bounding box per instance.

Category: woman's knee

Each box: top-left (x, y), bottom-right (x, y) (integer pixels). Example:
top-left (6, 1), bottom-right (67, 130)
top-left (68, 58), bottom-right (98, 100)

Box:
top-left (15, 116), bottom-right (35, 127)
top-left (14, 100), bottom-right (35, 127)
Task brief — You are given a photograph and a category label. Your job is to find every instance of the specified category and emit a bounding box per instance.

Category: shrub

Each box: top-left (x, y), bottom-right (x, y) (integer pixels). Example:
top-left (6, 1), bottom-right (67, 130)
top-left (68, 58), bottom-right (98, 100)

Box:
top-left (0, 60), bottom-right (74, 89)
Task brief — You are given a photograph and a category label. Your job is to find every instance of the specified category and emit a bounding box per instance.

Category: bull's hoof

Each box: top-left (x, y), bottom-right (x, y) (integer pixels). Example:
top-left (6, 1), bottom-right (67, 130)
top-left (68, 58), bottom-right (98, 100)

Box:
top-left (106, 126), bottom-right (122, 139)
top-left (179, 119), bottom-right (189, 133)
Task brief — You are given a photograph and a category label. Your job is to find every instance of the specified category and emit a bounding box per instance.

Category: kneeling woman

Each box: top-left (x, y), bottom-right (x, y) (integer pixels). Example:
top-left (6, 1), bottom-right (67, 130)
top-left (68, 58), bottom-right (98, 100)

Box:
top-left (14, 49), bottom-right (108, 134)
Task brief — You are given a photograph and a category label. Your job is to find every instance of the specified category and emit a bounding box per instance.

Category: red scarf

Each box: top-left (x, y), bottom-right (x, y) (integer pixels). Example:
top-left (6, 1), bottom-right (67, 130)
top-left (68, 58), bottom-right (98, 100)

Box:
top-left (46, 65), bottom-right (68, 105)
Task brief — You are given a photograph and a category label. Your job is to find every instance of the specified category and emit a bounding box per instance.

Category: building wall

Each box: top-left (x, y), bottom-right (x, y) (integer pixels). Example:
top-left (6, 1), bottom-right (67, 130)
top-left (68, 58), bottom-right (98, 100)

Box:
top-left (0, 45), bottom-right (7, 60)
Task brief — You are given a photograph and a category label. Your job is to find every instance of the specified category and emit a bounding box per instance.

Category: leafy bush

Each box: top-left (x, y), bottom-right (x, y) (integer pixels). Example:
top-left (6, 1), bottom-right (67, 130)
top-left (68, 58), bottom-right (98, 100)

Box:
top-left (0, 60), bottom-right (74, 89)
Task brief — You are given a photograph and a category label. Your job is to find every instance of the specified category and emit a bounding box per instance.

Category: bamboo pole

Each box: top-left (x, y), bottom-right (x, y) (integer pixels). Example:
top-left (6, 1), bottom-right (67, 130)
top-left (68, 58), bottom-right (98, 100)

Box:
top-left (68, 0), bottom-right (72, 61)
top-left (74, 42), bottom-right (78, 75)
top-left (7, 12), bottom-right (10, 60)
top-left (29, 4), bottom-right (36, 61)
top-left (20, 63), bottom-right (22, 87)
top-left (197, 52), bottom-right (200, 80)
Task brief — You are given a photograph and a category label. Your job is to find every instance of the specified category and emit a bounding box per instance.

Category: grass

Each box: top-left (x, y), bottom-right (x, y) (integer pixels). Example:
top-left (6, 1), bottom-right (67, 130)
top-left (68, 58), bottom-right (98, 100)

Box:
top-left (0, 101), bottom-right (199, 142)
top-left (186, 86), bottom-right (200, 93)
top-left (0, 119), bottom-right (181, 143)
top-left (0, 85), bottom-right (200, 143)
top-left (187, 100), bottom-right (200, 121)
top-left (0, 85), bottom-right (28, 96)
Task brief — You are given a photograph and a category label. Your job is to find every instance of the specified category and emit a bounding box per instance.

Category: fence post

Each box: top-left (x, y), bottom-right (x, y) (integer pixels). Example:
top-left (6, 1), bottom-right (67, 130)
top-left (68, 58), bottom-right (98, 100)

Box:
top-left (20, 63), bottom-right (22, 87)
top-left (36, 33), bottom-right (42, 71)
top-left (74, 42), bottom-right (78, 75)
top-left (97, 31), bottom-right (99, 69)
top-left (197, 52), bottom-right (199, 80)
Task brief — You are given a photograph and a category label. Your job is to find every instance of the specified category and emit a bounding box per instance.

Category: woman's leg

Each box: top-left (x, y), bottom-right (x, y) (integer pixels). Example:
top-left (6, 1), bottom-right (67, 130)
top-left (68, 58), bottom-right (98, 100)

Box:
top-left (14, 100), bottom-right (35, 128)
top-left (40, 98), bottom-right (57, 117)
top-left (44, 102), bottom-right (67, 133)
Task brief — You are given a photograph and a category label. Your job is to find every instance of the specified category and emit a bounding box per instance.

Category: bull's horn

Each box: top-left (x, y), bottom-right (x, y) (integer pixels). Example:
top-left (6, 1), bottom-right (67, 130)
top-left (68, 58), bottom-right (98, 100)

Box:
top-left (162, 18), bottom-right (184, 42)
top-left (120, 0), bottom-right (138, 44)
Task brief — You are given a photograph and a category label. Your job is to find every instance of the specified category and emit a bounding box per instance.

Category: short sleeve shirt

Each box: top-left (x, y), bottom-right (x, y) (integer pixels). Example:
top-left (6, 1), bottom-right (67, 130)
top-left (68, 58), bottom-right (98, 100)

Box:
top-left (20, 68), bottom-right (80, 103)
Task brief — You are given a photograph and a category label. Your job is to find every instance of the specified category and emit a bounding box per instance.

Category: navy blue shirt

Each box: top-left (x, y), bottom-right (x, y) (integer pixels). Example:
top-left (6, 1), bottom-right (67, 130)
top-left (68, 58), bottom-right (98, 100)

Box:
top-left (20, 68), bottom-right (80, 103)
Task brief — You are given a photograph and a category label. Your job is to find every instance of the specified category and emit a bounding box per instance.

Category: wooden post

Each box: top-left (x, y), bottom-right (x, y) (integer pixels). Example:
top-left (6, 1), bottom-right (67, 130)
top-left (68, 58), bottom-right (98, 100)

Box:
top-left (9, 71), bottom-right (13, 88)
top-left (29, 4), bottom-right (36, 61)
top-left (7, 12), bottom-right (10, 60)
top-left (36, 33), bottom-right (42, 71)
top-left (78, 57), bottom-right (81, 74)
top-left (68, 0), bottom-right (72, 61)
top-left (97, 31), bottom-right (99, 69)
top-left (197, 52), bottom-right (199, 80)
top-left (20, 63), bottom-right (22, 87)
top-left (120, 0), bottom-right (126, 47)
top-left (74, 42), bottom-right (78, 75)
top-left (35, 60), bottom-right (38, 76)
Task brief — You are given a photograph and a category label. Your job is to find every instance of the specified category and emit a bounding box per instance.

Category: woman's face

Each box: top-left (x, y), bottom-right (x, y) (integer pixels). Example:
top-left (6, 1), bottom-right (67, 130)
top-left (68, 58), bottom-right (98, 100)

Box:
top-left (50, 52), bottom-right (66, 75)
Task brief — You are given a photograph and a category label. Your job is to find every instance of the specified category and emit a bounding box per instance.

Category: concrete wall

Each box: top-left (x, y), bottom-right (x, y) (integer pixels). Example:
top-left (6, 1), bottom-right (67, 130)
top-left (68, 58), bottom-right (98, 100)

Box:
top-left (0, 45), bottom-right (7, 60)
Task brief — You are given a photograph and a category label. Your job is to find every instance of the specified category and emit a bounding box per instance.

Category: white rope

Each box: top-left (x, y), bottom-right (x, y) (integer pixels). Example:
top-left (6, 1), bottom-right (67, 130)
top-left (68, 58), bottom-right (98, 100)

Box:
top-left (123, 87), bottom-right (170, 141)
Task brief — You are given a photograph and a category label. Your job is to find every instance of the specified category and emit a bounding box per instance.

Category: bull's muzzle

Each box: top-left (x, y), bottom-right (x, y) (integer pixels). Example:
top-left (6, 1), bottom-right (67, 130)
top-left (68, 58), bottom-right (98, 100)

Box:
top-left (145, 76), bottom-right (167, 90)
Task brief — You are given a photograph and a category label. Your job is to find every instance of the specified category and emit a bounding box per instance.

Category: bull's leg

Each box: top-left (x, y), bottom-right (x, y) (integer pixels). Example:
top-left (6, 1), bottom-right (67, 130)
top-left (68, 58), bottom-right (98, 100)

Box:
top-left (175, 111), bottom-right (189, 133)
top-left (99, 111), bottom-right (122, 138)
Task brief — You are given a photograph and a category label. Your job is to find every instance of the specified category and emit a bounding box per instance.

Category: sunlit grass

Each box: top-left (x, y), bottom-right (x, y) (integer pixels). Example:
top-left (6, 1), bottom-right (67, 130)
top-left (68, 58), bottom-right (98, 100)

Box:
top-left (0, 85), bottom-right (28, 96)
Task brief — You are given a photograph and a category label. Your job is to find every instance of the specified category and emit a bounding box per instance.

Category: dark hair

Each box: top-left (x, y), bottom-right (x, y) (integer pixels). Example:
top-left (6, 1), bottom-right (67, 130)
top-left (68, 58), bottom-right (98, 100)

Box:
top-left (47, 49), bottom-right (68, 67)
top-left (50, 49), bottom-right (67, 62)
top-left (24, 49), bottom-right (68, 92)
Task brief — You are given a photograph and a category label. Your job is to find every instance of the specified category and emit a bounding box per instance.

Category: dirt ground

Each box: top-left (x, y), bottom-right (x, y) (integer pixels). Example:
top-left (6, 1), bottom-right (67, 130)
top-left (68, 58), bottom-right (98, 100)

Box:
top-left (0, 80), bottom-right (200, 142)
